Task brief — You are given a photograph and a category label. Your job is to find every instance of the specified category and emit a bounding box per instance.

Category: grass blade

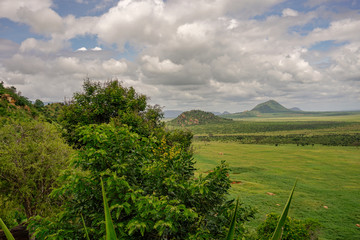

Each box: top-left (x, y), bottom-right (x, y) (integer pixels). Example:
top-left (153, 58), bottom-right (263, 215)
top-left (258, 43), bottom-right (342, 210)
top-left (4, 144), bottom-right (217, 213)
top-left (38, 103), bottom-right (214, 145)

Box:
top-left (0, 218), bottom-right (15, 240)
top-left (80, 214), bottom-right (90, 240)
top-left (270, 180), bottom-right (297, 240)
top-left (225, 197), bottom-right (239, 240)
top-left (101, 178), bottom-right (118, 240)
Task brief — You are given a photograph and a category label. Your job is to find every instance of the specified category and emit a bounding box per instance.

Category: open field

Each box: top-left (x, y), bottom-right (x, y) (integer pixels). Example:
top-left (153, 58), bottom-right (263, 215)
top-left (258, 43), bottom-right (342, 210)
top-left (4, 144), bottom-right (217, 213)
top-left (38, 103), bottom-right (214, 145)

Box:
top-left (223, 111), bottom-right (360, 120)
top-left (235, 113), bottom-right (360, 122)
top-left (193, 141), bottom-right (360, 240)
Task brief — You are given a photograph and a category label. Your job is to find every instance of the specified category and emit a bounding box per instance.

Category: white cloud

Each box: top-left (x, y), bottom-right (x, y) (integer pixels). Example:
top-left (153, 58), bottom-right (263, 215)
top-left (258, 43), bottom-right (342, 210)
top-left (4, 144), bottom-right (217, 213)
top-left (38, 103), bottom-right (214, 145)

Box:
top-left (141, 55), bottom-right (182, 73)
top-left (0, 0), bottom-right (359, 111)
top-left (0, 0), bottom-right (52, 21)
top-left (282, 8), bottom-right (299, 17)
top-left (76, 47), bottom-right (88, 51)
top-left (91, 47), bottom-right (102, 51)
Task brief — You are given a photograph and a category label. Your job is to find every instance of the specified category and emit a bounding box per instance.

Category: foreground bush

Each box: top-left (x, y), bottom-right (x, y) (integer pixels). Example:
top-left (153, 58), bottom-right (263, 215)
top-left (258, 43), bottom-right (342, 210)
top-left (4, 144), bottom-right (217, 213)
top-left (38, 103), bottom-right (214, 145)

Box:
top-left (256, 213), bottom-right (321, 240)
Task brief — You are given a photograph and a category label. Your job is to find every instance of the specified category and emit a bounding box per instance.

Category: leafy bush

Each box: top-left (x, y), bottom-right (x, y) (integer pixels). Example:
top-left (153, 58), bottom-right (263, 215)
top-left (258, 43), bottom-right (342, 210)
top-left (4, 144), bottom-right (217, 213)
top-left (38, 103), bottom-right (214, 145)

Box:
top-left (256, 213), bottom-right (321, 240)
top-left (29, 122), bottom-right (255, 239)
top-left (0, 120), bottom-right (73, 219)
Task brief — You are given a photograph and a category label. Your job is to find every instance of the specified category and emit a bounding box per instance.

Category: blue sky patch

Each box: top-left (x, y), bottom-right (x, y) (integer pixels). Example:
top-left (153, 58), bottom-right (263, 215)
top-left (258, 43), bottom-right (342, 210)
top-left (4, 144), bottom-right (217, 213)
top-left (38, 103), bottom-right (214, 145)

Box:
top-left (0, 18), bottom-right (43, 43)
top-left (309, 40), bottom-right (348, 51)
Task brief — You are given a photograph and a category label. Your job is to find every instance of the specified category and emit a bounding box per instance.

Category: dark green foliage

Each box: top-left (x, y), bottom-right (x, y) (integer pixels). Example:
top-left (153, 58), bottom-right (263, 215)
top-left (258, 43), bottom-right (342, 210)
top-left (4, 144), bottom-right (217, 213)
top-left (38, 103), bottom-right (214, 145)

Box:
top-left (59, 79), bottom-right (164, 146)
top-left (169, 110), bottom-right (232, 126)
top-left (196, 133), bottom-right (360, 146)
top-left (34, 99), bottom-right (44, 109)
top-left (256, 213), bottom-right (321, 240)
top-left (178, 120), bottom-right (356, 135)
top-left (41, 102), bottom-right (64, 123)
top-left (30, 123), bottom-right (255, 239)
top-left (0, 120), bottom-right (73, 219)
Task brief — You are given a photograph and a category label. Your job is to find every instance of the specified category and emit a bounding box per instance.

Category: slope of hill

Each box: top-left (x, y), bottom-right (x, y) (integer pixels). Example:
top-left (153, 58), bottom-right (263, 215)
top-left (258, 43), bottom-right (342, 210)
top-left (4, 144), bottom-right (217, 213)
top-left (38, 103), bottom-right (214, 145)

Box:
top-left (0, 82), bottom-right (39, 121)
top-left (169, 110), bottom-right (232, 126)
top-left (251, 100), bottom-right (291, 113)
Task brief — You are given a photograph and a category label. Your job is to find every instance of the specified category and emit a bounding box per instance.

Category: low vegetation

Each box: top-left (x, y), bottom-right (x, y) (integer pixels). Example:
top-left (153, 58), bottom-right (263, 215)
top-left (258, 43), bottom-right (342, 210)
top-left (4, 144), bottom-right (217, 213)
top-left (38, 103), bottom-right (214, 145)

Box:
top-left (193, 142), bottom-right (360, 239)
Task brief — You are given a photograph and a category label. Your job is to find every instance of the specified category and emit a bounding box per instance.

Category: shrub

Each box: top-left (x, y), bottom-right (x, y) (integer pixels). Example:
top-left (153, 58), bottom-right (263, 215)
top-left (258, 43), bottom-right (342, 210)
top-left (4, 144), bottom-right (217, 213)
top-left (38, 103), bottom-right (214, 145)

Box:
top-left (256, 213), bottom-right (321, 240)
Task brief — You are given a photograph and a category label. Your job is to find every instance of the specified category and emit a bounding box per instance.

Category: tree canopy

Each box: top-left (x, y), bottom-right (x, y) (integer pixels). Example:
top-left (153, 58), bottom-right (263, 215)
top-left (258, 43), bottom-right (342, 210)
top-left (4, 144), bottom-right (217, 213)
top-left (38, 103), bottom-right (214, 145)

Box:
top-left (0, 120), bottom-right (73, 219)
top-left (59, 79), bottom-right (164, 146)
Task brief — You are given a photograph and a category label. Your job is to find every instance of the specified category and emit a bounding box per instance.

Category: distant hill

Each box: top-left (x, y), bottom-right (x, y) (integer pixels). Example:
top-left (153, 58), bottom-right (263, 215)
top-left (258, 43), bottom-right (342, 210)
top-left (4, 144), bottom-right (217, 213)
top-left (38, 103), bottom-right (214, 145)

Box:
top-left (290, 107), bottom-right (302, 111)
top-left (169, 110), bottom-right (232, 126)
top-left (0, 83), bottom-right (38, 120)
top-left (251, 100), bottom-right (291, 113)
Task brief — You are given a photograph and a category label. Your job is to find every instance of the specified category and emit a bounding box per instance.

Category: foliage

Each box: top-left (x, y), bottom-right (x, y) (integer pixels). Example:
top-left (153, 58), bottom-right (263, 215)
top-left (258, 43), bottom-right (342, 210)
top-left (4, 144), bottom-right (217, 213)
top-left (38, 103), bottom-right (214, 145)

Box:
top-left (0, 120), bottom-right (73, 219)
top-left (173, 120), bottom-right (358, 135)
top-left (256, 213), bottom-right (321, 240)
top-left (30, 122), bottom-right (255, 239)
top-left (34, 99), bottom-right (44, 109)
top-left (225, 198), bottom-right (240, 240)
top-left (41, 102), bottom-right (65, 123)
top-left (169, 110), bottom-right (232, 126)
top-left (58, 79), bottom-right (164, 145)
top-left (196, 133), bottom-right (360, 146)
top-left (0, 196), bottom-right (26, 228)
top-left (0, 83), bottom-right (38, 120)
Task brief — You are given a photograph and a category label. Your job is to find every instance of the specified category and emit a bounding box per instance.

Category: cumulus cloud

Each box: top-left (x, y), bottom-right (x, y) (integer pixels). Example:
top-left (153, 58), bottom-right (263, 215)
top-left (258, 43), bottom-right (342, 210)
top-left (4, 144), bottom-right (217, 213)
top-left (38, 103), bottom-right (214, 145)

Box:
top-left (0, 0), bottom-right (359, 111)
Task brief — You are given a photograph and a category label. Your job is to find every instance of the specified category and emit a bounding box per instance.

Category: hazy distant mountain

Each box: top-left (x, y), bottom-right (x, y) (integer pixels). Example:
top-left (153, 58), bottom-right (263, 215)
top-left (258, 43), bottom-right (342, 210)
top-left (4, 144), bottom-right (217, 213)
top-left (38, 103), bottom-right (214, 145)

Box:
top-left (212, 111), bottom-right (222, 115)
top-left (251, 100), bottom-right (291, 113)
top-left (290, 107), bottom-right (302, 111)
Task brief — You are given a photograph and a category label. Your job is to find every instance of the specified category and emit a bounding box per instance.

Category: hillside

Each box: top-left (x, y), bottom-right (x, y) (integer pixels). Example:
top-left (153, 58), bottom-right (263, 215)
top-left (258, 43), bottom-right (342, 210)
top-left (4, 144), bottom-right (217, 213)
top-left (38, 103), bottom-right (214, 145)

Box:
top-left (0, 82), bottom-right (39, 121)
top-left (169, 110), bottom-right (232, 126)
top-left (251, 100), bottom-right (291, 113)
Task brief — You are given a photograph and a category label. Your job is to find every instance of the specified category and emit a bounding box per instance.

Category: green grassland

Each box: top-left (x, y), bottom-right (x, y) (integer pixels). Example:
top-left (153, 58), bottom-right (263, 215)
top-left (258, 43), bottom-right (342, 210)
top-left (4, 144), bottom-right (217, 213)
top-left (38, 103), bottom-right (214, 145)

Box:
top-left (223, 110), bottom-right (360, 120)
top-left (193, 142), bottom-right (360, 240)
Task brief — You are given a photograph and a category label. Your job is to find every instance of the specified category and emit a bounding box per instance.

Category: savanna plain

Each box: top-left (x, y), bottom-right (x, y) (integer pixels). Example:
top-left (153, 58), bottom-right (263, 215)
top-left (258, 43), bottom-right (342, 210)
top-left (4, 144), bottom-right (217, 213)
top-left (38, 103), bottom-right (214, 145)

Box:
top-left (183, 115), bottom-right (360, 240)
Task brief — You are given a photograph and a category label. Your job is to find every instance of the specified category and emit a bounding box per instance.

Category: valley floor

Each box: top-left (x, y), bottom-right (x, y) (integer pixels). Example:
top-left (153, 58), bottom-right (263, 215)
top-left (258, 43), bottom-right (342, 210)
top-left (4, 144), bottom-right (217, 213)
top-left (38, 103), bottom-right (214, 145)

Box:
top-left (193, 142), bottom-right (360, 240)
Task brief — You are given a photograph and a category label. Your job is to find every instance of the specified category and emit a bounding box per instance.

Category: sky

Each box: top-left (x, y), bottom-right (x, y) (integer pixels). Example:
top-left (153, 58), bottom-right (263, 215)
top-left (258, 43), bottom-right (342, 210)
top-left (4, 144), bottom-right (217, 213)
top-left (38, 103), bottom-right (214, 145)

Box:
top-left (1, 0), bottom-right (360, 112)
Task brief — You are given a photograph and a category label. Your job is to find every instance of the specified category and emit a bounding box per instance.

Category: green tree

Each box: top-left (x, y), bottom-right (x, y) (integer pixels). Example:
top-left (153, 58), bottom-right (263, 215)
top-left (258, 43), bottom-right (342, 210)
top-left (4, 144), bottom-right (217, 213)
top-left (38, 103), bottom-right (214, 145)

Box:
top-left (31, 123), bottom-right (254, 239)
top-left (0, 120), bottom-right (73, 219)
top-left (59, 79), bottom-right (164, 146)
top-left (34, 99), bottom-right (44, 109)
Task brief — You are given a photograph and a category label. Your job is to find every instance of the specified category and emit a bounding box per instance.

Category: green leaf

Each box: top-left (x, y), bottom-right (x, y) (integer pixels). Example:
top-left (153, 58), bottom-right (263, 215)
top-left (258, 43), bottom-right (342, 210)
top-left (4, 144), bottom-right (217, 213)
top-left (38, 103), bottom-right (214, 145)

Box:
top-left (0, 218), bottom-right (15, 240)
top-left (271, 180), bottom-right (297, 240)
top-left (101, 178), bottom-right (118, 240)
top-left (80, 214), bottom-right (90, 240)
top-left (225, 197), bottom-right (239, 240)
